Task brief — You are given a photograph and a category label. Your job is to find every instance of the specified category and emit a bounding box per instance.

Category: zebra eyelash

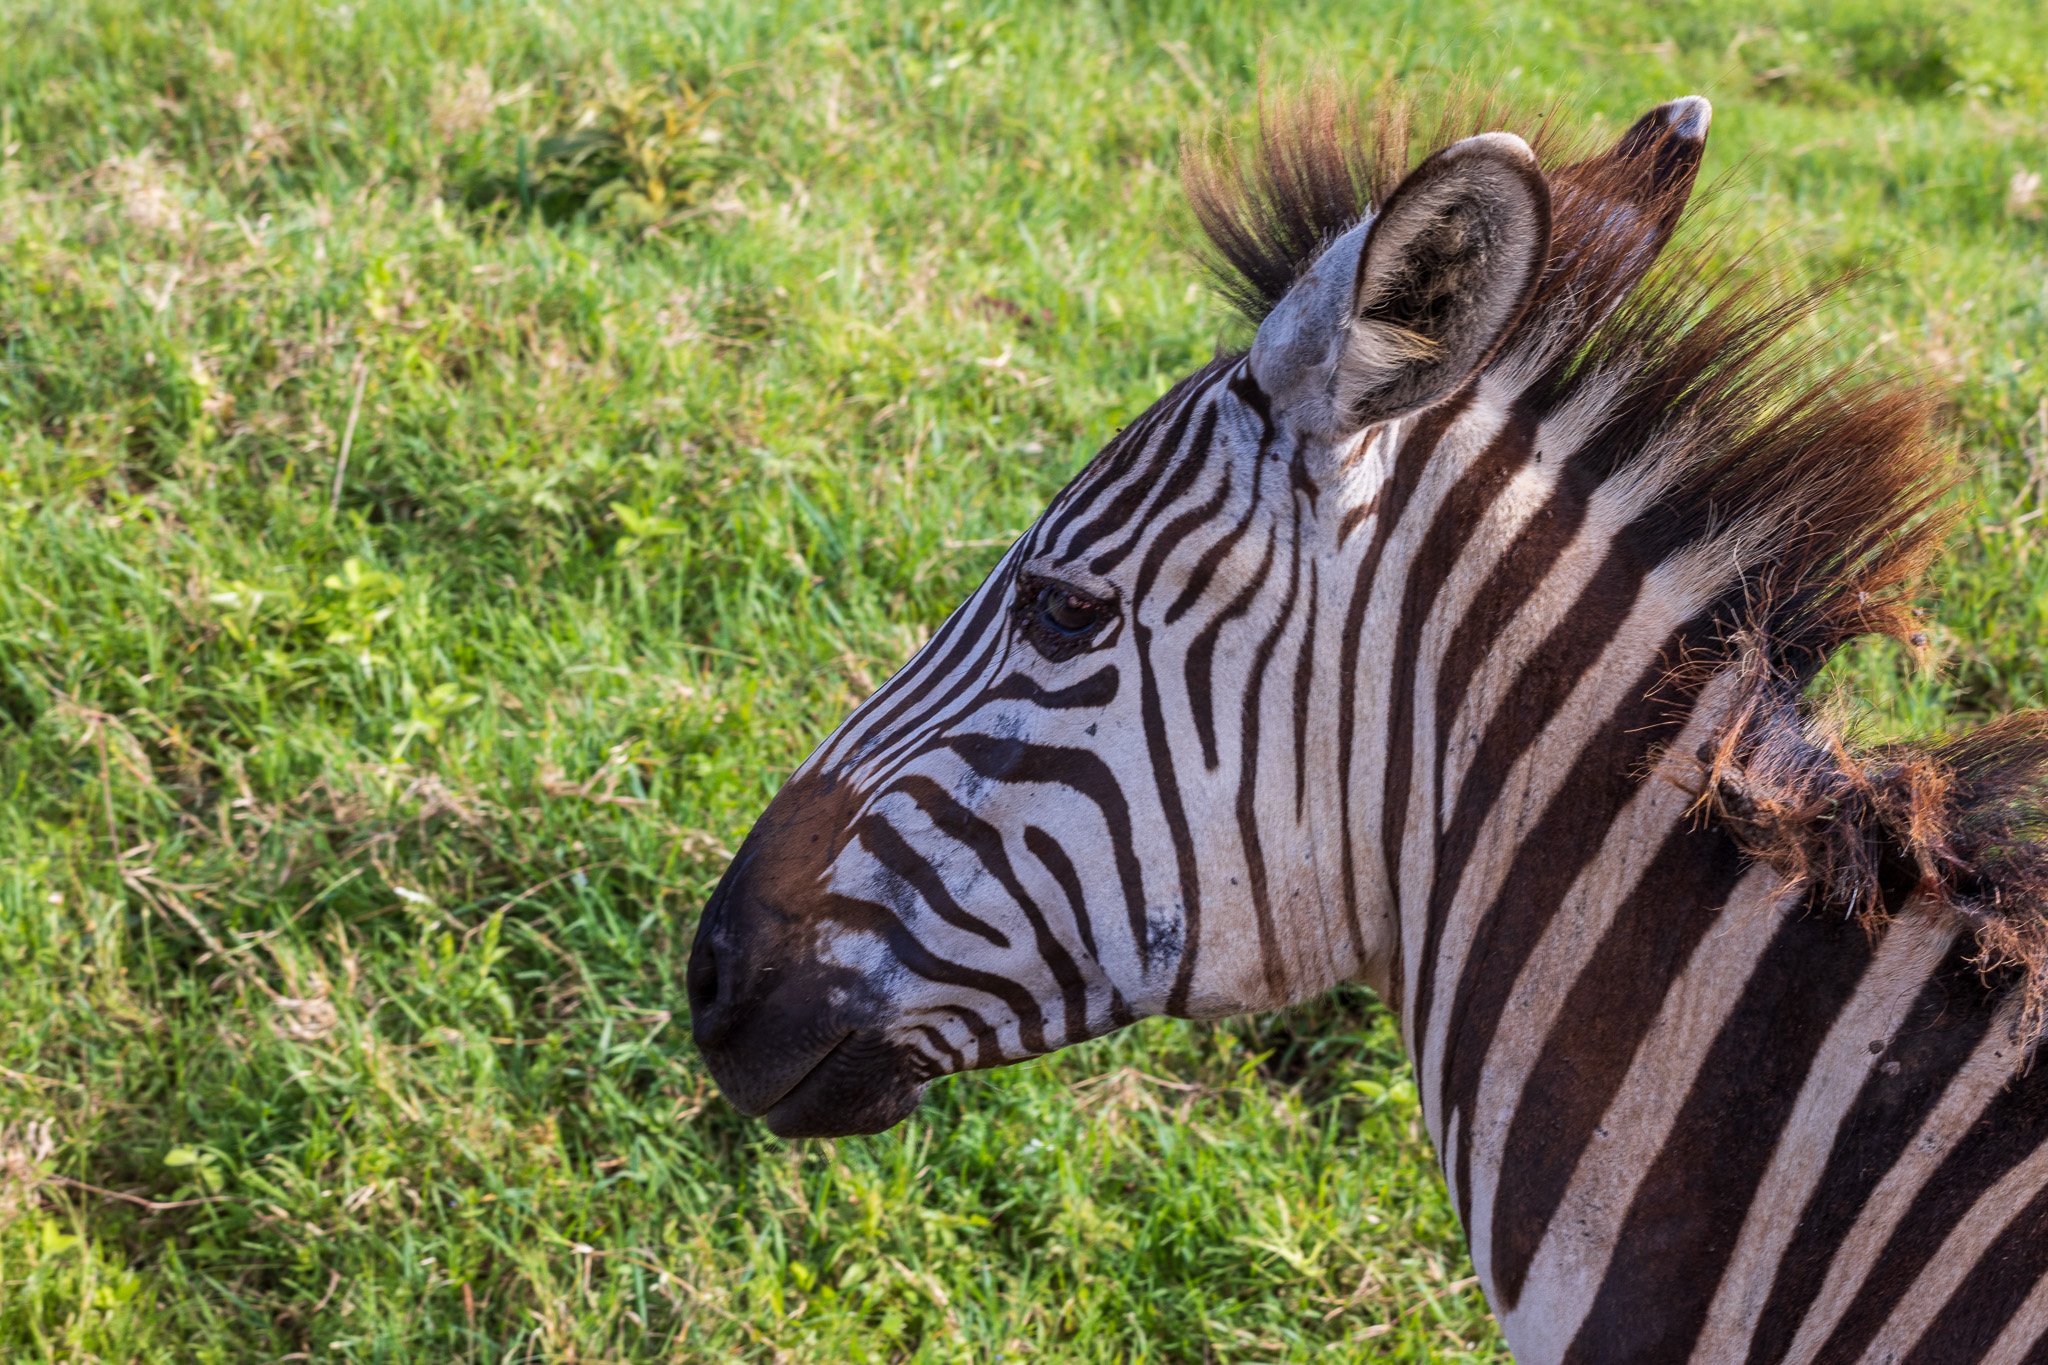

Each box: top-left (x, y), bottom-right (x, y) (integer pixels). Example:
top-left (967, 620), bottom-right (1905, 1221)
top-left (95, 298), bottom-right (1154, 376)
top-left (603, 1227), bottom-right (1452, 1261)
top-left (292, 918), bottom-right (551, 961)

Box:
top-left (1012, 573), bottom-right (1117, 660)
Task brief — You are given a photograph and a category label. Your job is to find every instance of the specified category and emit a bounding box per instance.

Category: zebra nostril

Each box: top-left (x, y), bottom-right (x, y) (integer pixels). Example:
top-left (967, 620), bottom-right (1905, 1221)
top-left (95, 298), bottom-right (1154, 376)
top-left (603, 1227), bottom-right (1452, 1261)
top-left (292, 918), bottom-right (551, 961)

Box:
top-left (689, 943), bottom-right (717, 1005)
top-left (687, 930), bottom-right (725, 1040)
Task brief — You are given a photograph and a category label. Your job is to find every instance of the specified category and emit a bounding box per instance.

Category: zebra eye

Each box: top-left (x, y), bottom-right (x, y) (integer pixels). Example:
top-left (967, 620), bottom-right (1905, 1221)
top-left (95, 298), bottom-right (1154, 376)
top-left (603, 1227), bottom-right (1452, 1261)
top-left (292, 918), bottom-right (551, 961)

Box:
top-left (1034, 582), bottom-right (1107, 636)
top-left (1015, 576), bottom-right (1112, 655)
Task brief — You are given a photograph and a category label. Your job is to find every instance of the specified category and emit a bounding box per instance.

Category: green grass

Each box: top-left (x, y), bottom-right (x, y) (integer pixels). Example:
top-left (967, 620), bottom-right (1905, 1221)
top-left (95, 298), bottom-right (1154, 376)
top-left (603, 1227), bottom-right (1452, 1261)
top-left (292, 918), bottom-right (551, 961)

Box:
top-left (0, 0), bottom-right (2044, 1359)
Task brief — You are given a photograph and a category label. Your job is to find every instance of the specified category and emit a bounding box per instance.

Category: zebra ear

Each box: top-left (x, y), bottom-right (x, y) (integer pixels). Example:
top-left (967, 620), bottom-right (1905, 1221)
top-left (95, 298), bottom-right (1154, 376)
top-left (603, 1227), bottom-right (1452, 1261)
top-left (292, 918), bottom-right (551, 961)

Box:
top-left (1537, 97), bottom-right (1710, 327)
top-left (1334, 132), bottom-right (1552, 429)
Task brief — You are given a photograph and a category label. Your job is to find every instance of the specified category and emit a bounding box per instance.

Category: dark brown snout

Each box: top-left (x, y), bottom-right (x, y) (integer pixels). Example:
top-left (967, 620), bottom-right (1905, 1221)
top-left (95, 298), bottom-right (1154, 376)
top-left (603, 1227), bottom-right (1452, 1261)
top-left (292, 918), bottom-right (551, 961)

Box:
top-left (689, 837), bottom-right (928, 1138)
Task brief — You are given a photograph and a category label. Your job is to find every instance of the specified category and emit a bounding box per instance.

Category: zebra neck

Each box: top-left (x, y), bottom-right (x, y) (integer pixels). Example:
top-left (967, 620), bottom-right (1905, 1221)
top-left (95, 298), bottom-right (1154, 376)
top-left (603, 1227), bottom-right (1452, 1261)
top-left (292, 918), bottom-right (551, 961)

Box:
top-left (1396, 643), bottom-right (1746, 1145)
top-left (1376, 637), bottom-right (2036, 1360)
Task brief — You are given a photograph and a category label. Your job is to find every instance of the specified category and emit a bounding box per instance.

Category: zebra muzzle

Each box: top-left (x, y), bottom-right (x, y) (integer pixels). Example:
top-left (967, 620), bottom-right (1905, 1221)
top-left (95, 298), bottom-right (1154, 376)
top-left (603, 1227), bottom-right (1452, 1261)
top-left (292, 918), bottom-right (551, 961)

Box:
top-left (689, 850), bottom-right (930, 1138)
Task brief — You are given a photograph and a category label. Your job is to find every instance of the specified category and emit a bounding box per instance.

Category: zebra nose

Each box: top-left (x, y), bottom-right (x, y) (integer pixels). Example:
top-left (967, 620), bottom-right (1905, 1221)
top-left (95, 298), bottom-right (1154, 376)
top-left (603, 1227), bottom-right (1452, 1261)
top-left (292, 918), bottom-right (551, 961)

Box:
top-left (689, 875), bottom-right (744, 1048)
top-left (688, 913), bottom-right (740, 1048)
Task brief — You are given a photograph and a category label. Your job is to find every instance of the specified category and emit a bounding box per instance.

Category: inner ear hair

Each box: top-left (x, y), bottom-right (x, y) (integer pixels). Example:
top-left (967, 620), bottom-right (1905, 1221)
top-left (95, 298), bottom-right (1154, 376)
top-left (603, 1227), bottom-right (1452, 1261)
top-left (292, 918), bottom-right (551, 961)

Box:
top-left (1338, 132), bottom-right (1552, 428)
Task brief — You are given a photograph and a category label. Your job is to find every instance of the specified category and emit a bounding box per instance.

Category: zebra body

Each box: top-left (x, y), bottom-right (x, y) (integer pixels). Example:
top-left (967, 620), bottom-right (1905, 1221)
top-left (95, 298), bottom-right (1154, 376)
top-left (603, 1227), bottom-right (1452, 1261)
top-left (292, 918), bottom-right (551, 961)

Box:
top-left (690, 91), bottom-right (2048, 1361)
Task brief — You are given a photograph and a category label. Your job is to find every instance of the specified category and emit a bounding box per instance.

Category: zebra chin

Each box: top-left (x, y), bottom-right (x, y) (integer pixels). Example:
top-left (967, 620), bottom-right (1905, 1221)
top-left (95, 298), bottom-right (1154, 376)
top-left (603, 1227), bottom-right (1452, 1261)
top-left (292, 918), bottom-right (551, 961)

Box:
top-left (693, 1003), bottom-right (935, 1139)
top-left (741, 1030), bottom-right (931, 1140)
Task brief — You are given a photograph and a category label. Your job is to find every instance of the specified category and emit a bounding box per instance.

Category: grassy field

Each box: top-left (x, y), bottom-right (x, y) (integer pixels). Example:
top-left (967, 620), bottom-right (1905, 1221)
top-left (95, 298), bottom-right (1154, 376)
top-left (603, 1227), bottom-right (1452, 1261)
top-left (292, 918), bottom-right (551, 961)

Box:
top-left (0, 0), bottom-right (2045, 1359)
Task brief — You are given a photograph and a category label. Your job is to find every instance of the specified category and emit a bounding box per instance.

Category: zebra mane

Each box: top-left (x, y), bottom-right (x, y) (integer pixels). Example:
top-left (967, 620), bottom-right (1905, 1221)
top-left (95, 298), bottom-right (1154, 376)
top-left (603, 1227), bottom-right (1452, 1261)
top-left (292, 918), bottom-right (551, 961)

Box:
top-left (1180, 86), bottom-right (1570, 328)
top-left (1183, 88), bottom-right (2048, 1038)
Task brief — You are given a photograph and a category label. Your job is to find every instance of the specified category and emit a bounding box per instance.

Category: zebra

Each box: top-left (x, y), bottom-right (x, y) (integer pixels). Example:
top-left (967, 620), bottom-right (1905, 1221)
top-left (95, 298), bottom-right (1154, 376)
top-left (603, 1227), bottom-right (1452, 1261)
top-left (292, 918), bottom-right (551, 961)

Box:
top-left (688, 89), bottom-right (2048, 1363)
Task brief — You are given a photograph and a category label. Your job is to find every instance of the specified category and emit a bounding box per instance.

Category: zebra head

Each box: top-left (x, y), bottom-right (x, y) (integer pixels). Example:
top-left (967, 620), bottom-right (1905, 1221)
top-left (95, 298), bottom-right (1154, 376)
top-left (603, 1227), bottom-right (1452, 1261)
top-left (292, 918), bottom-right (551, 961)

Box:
top-left (690, 98), bottom-right (1711, 1137)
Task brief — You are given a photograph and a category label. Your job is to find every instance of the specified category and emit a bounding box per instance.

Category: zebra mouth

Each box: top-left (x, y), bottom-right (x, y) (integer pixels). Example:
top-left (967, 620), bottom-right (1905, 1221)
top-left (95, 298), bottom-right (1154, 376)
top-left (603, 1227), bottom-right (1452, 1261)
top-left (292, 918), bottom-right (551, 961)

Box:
top-left (759, 1028), bottom-right (929, 1139)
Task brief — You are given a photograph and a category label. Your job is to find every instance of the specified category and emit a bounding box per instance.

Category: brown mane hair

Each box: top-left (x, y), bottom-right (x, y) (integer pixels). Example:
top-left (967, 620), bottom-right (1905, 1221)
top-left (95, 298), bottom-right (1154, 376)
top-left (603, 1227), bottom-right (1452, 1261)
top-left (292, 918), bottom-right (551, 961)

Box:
top-left (1181, 86), bottom-right (2048, 1042)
